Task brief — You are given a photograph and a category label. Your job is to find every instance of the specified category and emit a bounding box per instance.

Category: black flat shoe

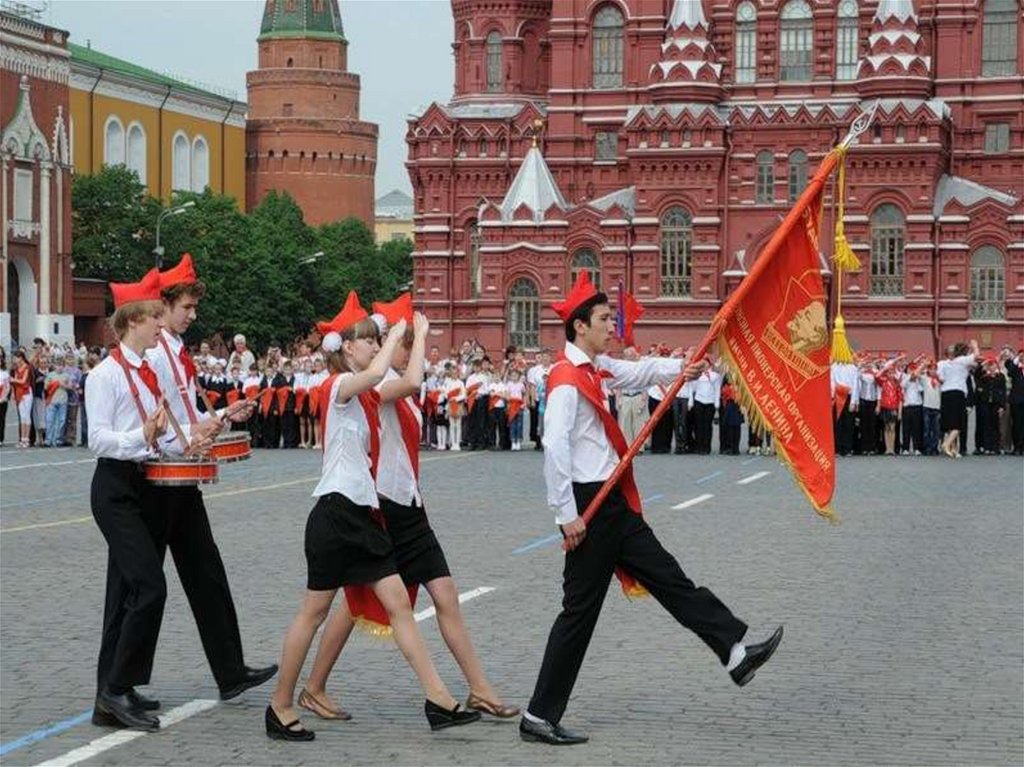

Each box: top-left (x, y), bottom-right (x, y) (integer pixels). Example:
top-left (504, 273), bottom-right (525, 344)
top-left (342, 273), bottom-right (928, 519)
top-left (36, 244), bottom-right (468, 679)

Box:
top-left (265, 705), bottom-right (315, 741)
top-left (127, 688), bottom-right (160, 711)
top-left (730, 625), bottom-right (784, 686)
top-left (91, 708), bottom-right (124, 727)
top-left (96, 688), bottom-right (159, 731)
top-left (424, 699), bottom-right (481, 731)
top-left (220, 664), bottom-right (279, 700)
top-left (519, 716), bottom-right (589, 745)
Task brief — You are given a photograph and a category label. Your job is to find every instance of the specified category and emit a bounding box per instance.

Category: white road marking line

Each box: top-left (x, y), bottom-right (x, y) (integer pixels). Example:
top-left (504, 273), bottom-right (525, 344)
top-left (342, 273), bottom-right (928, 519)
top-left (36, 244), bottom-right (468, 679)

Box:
top-left (30, 584), bottom-right (497, 765)
top-left (671, 494), bottom-right (714, 510)
top-left (0, 459), bottom-right (96, 473)
top-left (413, 586), bottom-right (495, 622)
top-left (736, 471), bottom-right (771, 485)
top-left (32, 699), bottom-right (217, 767)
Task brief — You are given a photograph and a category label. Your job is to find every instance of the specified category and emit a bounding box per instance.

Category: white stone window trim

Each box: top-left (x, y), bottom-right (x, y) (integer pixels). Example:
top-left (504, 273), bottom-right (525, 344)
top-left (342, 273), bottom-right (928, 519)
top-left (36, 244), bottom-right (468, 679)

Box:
top-left (191, 134), bottom-right (210, 192)
top-left (171, 129), bottom-right (191, 192)
top-left (126, 121), bottom-right (147, 185)
top-left (103, 114), bottom-right (125, 167)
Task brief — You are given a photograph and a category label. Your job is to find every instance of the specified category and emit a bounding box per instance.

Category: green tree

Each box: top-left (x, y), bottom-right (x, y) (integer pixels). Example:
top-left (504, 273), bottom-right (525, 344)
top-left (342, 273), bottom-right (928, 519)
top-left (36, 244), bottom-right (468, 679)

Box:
top-left (71, 165), bottom-right (161, 283)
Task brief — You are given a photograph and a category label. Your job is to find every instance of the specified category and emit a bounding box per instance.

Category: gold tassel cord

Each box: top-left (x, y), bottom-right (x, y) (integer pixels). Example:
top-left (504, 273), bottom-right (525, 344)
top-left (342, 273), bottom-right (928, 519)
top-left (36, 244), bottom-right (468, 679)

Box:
top-left (831, 146), bottom-right (859, 364)
top-left (717, 336), bottom-right (839, 523)
top-left (351, 616), bottom-right (396, 641)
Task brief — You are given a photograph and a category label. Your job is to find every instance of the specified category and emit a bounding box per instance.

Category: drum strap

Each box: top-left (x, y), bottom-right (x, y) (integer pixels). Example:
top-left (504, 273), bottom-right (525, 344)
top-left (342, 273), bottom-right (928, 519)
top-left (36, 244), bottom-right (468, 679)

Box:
top-left (109, 347), bottom-right (155, 426)
top-left (158, 335), bottom-right (200, 424)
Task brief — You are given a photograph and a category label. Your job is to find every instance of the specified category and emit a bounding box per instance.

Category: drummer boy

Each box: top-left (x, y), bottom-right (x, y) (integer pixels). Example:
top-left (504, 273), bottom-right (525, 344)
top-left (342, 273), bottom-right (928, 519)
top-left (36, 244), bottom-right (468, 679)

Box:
top-left (139, 254), bottom-right (277, 714)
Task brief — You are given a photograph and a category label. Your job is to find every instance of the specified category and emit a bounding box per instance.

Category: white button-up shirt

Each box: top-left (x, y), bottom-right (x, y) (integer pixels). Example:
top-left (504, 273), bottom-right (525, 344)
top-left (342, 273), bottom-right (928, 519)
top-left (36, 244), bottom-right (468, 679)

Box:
top-left (901, 372), bottom-right (924, 406)
top-left (87, 343), bottom-right (188, 461)
top-left (860, 370), bottom-right (879, 401)
top-left (543, 342), bottom-right (684, 526)
top-left (375, 368), bottom-right (421, 507)
top-left (830, 362), bottom-right (861, 406)
top-left (146, 331), bottom-right (217, 458)
top-left (692, 369), bottom-right (722, 406)
top-left (312, 373), bottom-right (379, 508)
top-left (937, 354), bottom-right (976, 394)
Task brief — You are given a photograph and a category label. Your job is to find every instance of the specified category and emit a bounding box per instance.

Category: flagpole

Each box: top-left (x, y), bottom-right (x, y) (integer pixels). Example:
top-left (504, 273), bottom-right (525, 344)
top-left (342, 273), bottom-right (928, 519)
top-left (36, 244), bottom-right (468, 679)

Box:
top-left (567, 103), bottom-right (879, 542)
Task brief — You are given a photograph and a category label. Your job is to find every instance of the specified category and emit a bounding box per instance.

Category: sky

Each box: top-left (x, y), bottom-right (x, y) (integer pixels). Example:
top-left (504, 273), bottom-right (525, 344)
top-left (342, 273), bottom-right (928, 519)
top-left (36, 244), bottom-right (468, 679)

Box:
top-left (44, 0), bottom-right (454, 195)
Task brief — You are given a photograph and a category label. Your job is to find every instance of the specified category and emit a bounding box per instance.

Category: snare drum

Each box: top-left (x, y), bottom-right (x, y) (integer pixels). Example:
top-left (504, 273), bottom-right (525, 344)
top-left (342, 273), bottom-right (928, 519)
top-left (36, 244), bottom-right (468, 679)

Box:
top-left (209, 431), bottom-right (252, 463)
top-left (143, 457), bottom-right (219, 486)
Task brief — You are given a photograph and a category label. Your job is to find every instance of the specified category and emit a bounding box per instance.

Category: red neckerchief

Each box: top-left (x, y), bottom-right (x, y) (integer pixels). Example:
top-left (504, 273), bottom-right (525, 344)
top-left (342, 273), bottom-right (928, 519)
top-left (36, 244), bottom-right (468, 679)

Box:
top-left (357, 390), bottom-right (381, 479)
top-left (547, 357), bottom-right (644, 596)
top-left (158, 335), bottom-right (199, 423)
top-left (393, 396), bottom-right (421, 480)
top-left (110, 346), bottom-right (162, 423)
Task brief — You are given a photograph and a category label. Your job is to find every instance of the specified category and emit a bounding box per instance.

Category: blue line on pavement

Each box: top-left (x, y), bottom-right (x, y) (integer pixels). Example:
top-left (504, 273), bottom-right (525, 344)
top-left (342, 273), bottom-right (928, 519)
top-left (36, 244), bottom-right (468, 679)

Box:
top-left (695, 471), bottom-right (722, 485)
top-left (512, 495), bottom-right (664, 555)
top-left (0, 710), bottom-right (92, 757)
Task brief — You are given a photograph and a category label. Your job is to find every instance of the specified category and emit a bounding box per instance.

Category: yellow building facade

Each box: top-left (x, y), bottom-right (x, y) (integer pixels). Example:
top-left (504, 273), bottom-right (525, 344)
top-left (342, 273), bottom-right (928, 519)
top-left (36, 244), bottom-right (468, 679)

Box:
top-left (68, 43), bottom-right (246, 205)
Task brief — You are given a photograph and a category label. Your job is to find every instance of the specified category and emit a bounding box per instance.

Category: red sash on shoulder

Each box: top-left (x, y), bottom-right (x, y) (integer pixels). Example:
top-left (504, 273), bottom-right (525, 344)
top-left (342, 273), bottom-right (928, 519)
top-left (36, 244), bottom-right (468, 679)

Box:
top-left (260, 388), bottom-right (275, 418)
top-left (276, 386), bottom-right (292, 413)
top-left (45, 379), bottom-right (61, 404)
top-left (506, 396), bottom-right (524, 424)
top-left (394, 397), bottom-right (421, 480)
top-left (466, 382), bottom-right (481, 411)
top-left (834, 383), bottom-right (850, 416)
top-left (226, 388), bottom-right (241, 406)
top-left (295, 388), bottom-right (307, 415)
top-left (244, 384), bottom-right (259, 401)
top-left (547, 359), bottom-right (647, 598)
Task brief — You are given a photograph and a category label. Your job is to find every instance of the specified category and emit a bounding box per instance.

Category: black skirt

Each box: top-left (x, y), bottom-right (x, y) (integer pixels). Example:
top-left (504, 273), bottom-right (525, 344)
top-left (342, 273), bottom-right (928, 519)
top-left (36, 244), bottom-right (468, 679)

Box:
top-left (379, 496), bottom-right (450, 586)
top-left (940, 390), bottom-right (965, 432)
top-left (305, 493), bottom-right (397, 591)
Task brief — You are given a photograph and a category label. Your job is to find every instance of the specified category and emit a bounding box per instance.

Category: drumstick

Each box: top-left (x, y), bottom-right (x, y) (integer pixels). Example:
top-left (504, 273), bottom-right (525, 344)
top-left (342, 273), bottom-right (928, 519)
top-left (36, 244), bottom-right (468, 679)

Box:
top-left (161, 396), bottom-right (196, 457)
top-left (225, 387), bottom-right (267, 418)
top-left (196, 385), bottom-right (218, 417)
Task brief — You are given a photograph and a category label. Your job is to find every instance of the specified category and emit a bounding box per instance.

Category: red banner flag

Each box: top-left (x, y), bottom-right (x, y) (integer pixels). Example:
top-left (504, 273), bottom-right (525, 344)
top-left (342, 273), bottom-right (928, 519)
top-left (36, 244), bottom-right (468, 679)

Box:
top-left (714, 162), bottom-right (837, 517)
top-left (616, 281), bottom-right (645, 347)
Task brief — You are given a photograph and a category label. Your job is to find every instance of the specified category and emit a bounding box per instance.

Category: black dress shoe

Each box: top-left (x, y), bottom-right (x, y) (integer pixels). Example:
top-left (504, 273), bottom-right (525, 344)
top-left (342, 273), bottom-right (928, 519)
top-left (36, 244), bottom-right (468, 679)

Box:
top-left (519, 716), bottom-right (589, 745)
top-left (424, 699), bottom-right (481, 731)
top-left (95, 688), bottom-right (160, 731)
top-left (127, 688), bottom-right (160, 711)
top-left (220, 664), bottom-right (279, 700)
top-left (730, 626), bottom-right (784, 686)
top-left (265, 705), bottom-right (315, 741)
top-left (91, 708), bottom-right (123, 727)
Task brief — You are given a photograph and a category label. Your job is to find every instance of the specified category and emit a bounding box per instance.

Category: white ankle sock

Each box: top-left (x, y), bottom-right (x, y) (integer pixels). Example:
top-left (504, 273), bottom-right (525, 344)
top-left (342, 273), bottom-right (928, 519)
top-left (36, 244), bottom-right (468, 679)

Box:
top-left (523, 710), bottom-right (547, 725)
top-left (725, 642), bottom-right (746, 672)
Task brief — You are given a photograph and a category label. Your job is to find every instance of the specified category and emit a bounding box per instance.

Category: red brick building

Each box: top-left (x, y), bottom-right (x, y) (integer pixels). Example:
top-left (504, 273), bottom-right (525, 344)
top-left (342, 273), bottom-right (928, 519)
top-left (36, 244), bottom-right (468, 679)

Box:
top-left (246, 0), bottom-right (377, 227)
top-left (1, 9), bottom-right (74, 350)
top-left (407, 0), bottom-right (1023, 355)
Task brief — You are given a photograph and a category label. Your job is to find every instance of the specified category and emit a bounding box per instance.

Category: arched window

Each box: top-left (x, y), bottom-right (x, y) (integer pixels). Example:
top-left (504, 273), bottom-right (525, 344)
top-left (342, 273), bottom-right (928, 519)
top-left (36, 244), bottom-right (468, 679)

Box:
top-left (172, 132), bottom-right (190, 191)
top-left (780, 0), bottom-right (813, 81)
top-left (126, 123), bottom-right (146, 184)
top-left (508, 278), bottom-right (540, 349)
top-left (570, 249), bottom-right (601, 290)
top-left (486, 31), bottom-right (503, 92)
top-left (756, 150), bottom-right (774, 204)
top-left (970, 246), bottom-right (1005, 319)
top-left (870, 204), bottom-right (905, 296)
top-left (660, 207), bottom-right (692, 297)
top-left (836, 0), bottom-right (859, 80)
top-left (788, 150), bottom-right (808, 203)
top-left (592, 5), bottom-right (624, 89)
top-left (191, 136), bottom-right (209, 192)
top-left (734, 1), bottom-right (758, 84)
top-left (982, 0), bottom-right (1018, 76)
top-left (103, 116), bottom-right (125, 167)
top-left (468, 222), bottom-right (482, 298)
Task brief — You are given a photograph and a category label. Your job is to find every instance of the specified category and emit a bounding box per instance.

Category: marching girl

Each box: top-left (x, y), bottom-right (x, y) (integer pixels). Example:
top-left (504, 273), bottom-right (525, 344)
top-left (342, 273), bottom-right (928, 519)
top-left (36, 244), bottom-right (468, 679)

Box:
top-left (266, 292), bottom-right (480, 741)
top-left (443, 365), bottom-right (465, 451)
top-left (298, 300), bottom-right (518, 728)
top-left (11, 349), bottom-right (33, 448)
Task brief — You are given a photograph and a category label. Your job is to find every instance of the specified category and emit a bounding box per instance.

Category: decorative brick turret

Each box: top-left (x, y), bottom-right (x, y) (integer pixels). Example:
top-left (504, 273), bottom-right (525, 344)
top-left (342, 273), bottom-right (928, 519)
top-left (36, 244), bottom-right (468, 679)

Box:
top-left (857, 0), bottom-right (932, 100)
top-left (648, 0), bottom-right (723, 104)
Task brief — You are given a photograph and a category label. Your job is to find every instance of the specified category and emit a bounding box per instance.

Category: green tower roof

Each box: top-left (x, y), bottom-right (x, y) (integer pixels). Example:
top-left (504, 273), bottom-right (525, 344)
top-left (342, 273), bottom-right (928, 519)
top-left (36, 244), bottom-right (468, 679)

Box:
top-left (258, 0), bottom-right (345, 42)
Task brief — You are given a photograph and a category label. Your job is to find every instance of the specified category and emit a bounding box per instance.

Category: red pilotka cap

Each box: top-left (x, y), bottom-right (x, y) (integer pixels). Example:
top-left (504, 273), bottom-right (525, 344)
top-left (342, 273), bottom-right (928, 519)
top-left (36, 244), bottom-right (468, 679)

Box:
top-left (317, 290), bottom-right (368, 336)
top-left (552, 271), bottom-right (599, 322)
top-left (372, 292), bottom-right (414, 326)
top-left (158, 253), bottom-right (197, 289)
top-left (110, 268), bottom-right (162, 308)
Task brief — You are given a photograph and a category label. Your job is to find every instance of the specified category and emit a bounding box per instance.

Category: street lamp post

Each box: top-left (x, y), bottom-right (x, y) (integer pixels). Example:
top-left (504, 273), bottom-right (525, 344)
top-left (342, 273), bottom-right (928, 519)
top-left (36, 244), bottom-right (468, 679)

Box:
top-left (297, 250), bottom-right (325, 266)
top-left (153, 201), bottom-right (196, 268)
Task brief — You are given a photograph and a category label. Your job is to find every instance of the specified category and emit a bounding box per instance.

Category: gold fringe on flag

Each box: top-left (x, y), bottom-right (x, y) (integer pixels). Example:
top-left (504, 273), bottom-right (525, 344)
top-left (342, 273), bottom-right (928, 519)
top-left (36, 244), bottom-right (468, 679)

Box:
top-left (716, 336), bottom-right (839, 524)
top-left (351, 616), bottom-right (396, 641)
top-left (831, 146), bottom-right (858, 364)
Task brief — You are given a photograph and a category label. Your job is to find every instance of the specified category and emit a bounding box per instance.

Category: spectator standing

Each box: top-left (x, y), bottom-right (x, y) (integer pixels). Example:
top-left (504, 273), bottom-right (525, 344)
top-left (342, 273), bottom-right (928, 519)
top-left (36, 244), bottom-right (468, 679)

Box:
top-left (0, 347), bottom-right (9, 446)
top-left (62, 352), bottom-right (83, 446)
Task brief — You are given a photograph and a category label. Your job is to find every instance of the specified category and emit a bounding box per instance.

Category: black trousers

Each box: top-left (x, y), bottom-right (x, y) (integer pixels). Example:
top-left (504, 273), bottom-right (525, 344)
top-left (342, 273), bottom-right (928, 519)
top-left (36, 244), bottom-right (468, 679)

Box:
top-left (672, 399), bottom-right (689, 453)
top-left (529, 404), bottom-right (540, 446)
top-left (1011, 402), bottom-right (1024, 453)
top-left (92, 459), bottom-right (167, 694)
top-left (694, 402), bottom-right (715, 454)
top-left (975, 403), bottom-right (999, 452)
top-left (527, 483), bottom-right (747, 725)
top-left (469, 401), bottom-right (489, 449)
top-left (834, 401), bottom-right (854, 455)
top-left (901, 405), bottom-right (923, 453)
top-left (859, 401), bottom-right (877, 454)
top-left (648, 397), bottom-right (673, 453)
top-left (153, 486), bottom-right (245, 690)
top-left (281, 410), bottom-right (299, 448)
top-left (490, 408), bottom-right (510, 449)
top-left (262, 414), bottom-right (280, 448)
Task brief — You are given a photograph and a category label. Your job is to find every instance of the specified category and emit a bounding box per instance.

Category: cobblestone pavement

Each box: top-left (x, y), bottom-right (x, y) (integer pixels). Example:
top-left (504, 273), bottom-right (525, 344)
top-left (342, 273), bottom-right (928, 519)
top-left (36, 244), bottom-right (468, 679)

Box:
top-left (0, 443), bottom-right (1021, 766)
